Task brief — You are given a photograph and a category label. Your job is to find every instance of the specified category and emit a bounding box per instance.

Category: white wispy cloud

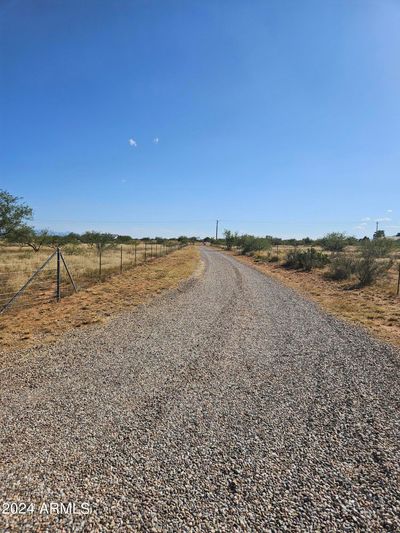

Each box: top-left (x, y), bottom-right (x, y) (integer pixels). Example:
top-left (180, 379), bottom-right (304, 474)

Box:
top-left (387, 209), bottom-right (393, 213)
top-left (128, 138), bottom-right (137, 147)
top-left (361, 217), bottom-right (371, 222)
top-left (153, 137), bottom-right (159, 144)
top-left (355, 225), bottom-right (368, 231)
top-left (376, 217), bottom-right (391, 222)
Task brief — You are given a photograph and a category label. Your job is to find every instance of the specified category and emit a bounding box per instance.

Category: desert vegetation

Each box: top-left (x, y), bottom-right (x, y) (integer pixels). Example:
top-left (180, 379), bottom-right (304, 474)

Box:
top-left (221, 228), bottom-right (399, 289)
top-left (220, 228), bottom-right (400, 346)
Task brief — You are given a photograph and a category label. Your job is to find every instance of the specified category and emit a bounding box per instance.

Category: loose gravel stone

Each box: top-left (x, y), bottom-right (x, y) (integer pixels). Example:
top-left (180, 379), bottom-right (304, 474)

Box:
top-left (0, 248), bottom-right (399, 531)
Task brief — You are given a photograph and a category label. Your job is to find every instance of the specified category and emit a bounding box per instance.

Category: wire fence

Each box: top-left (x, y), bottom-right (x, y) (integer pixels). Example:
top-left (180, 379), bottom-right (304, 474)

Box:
top-left (0, 242), bottom-right (184, 316)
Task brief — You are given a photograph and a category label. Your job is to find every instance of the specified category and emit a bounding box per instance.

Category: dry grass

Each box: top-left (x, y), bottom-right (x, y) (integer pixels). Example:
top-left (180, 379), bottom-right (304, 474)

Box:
top-left (228, 250), bottom-right (400, 348)
top-left (0, 242), bottom-right (175, 312)
top-left (0, 242), bottom-right (163, 293)
top-left (0, 246), bottom-right (200, 354)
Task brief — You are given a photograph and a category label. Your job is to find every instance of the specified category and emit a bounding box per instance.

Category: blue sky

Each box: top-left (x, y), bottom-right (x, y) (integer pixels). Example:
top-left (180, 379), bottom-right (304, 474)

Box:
top-left (1, 0), bottom-right (399, 239)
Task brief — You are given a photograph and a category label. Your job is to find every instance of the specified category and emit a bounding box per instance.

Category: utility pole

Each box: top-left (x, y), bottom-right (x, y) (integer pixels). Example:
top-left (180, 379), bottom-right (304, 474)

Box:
top-left (376, 221), bottom-right (379, 233)
top-left (215, 219), bottom-right (219, 241)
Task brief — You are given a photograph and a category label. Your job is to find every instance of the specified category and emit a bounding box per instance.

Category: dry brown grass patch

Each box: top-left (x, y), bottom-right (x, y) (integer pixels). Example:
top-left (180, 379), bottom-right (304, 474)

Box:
top-left (0, 247), bottom-right (200, 353)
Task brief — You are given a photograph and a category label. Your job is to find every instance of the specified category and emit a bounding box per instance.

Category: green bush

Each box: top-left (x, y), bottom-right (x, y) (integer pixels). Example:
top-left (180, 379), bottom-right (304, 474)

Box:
top-left (238, 234), bottom-right (271, 255)
top-left (285, 248), bottom-right (329, 271)
top-left (361, 238), bottom-right (394, 258)
top-left (320, 232), bottom-right (348, 252)
top-left (284, 249), bottom-right (302, 269)
top-left (327, 255), bottom-right (357, 280)
top-left (224, 230), bottom-right (238, 251)
top-left (354, 257), bottom-right (393, 287)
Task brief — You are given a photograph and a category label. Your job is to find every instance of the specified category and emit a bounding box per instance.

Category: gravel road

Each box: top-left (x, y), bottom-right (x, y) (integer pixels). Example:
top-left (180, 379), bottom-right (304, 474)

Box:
top-left (1, 248), bottom-right (399, 532)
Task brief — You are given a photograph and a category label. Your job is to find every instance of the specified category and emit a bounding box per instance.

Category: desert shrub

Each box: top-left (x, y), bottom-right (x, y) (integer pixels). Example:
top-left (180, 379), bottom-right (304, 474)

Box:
top-left (284, 249), bottom-right (303, 269)
top-left (238, 235), bottom-right (271, 255)
top-left (320, 232), bottom-right (348, 252)
top-left (285, 248), bottom-right (329, 271)
top-left (224, 230), bottom-right (238, 251)
top-left (327, 255), bottom-right (357, 280)
top-left (253, 254), bottom-right (267, 263)
top-left (361, 238), bottom-right (394, 258)
top-left (252, 252), bottom-right (279, 263)
top-left (301, 249), bottom-right (330, 271)
top-left (354, 257), bottom-right (393, 287)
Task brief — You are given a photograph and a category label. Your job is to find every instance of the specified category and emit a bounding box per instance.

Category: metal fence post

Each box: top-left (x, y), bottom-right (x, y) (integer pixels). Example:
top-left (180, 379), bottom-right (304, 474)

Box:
top-left (60, 250), bottom-right (77, 293)
top-left (397, 264), bottom-right (400, 296)
top-left (99, 247), bottom-right (102, 280)
top-left (56, 246), bottom-right (61, 302)
top-left (120, 245), bottom-right (123, 274)
top-left (0, 249), bottom-right (57, 315)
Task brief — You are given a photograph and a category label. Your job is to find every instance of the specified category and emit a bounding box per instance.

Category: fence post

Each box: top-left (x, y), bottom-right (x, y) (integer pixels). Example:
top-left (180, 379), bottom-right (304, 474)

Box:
top-left (99, 247), bottom-right (102, 280)
top-left (60, 250), bottom-right (77, 293)
top-left (134, 243), bottom-right (137, 266)
top-left (0, 249), bottom-right (57, 315)
top-left (120, 245), bottom-right (123, 274)
top-left (397, 264), bottom-right (400, 296)
top-left (144, 243), bottom-right (147, 262)
top-left (56, 246), bottom-right (61, 302)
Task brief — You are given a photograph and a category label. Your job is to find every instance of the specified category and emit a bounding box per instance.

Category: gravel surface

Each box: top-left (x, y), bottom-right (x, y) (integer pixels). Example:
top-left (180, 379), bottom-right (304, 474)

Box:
top-left (0, 247), bottom-right (399, 532)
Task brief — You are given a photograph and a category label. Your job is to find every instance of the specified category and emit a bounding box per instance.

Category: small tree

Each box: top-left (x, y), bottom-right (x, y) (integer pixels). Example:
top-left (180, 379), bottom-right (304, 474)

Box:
top-left (81, 231), bottom-right (117, 254)
top-left (115, 235), bottom-right (134, 244)
top-left (0, 190), bottom-right (33, 239)
top-left (224, 230), bottom-right (238, 251)
top-left (238, 234), bottom-right (271, 255)
top-left (7, 226), bottom-right (50, 252)
top-left (320, 232), bottom-right (348, 252)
